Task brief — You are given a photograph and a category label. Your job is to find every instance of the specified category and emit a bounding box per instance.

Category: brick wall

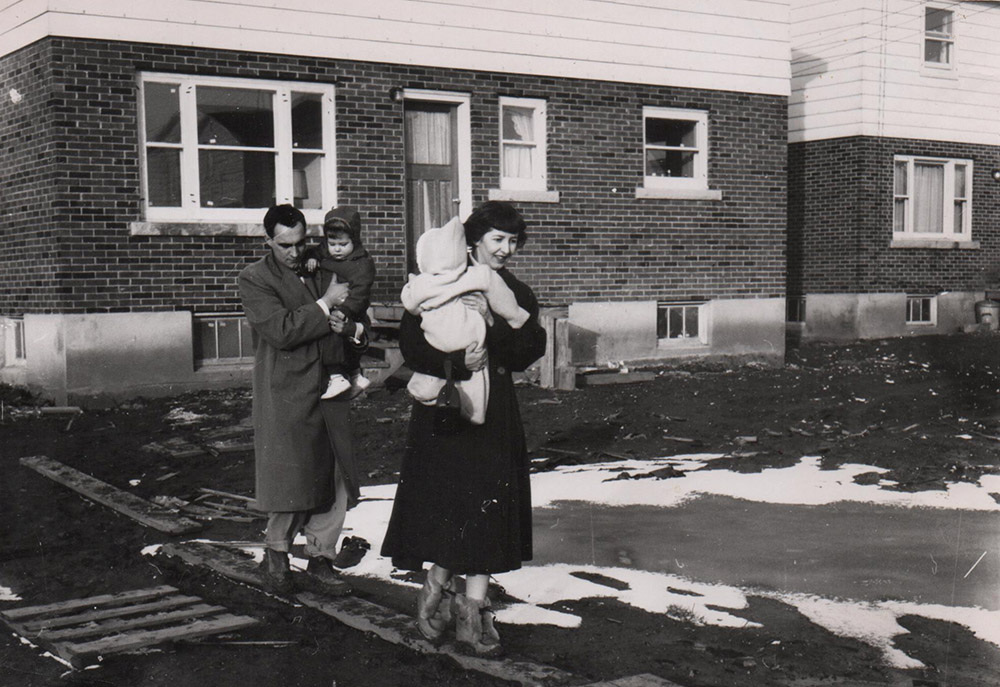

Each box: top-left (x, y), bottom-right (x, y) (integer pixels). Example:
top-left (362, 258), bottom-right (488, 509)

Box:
top-left (1, 37), bottom-right (787, 316)
top-left (788, 136), bottom-right (1000, 295)
top-left (0, 41), bottom-right (60, 313)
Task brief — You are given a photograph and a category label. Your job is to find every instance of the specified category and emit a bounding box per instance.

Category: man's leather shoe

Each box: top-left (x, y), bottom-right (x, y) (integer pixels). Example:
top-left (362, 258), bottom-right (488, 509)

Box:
top-left (258, 548), bottom-right (295, 593)
top-left (306, 557), bottom-right (340, 582)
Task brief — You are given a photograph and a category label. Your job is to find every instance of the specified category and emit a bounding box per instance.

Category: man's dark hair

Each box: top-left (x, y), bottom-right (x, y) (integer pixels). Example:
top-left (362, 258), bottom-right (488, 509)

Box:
top-left (463, 201), bottom-right (528, 248)
top-left (263, 204), bottom-right (307, 238)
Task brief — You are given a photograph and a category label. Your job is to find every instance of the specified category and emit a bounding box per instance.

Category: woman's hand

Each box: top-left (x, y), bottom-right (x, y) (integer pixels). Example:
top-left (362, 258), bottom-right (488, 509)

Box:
top-left (321, 280), bottom-right (349, 309)
top-left (464, 341), bottom-right (487, 372)
top-left (461, 293), bottom-right (494, 326)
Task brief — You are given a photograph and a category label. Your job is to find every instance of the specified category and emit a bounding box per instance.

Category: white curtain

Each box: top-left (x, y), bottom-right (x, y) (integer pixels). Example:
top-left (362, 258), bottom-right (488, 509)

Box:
top-left (502, 108), bottom-right (534, 178)
top-left (405, 110), bottom-right (450, 165)
top-left (913, 163), bottom-right (944, 234)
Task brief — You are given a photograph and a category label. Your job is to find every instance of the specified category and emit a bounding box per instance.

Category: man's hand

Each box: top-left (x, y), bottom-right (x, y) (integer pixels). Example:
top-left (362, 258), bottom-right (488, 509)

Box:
top-left (321, 280), bottom-right (349, 309)
top-left (328, 310), bottom-right (348, 334)
top-left (464, 341), bottom-right (487, 372)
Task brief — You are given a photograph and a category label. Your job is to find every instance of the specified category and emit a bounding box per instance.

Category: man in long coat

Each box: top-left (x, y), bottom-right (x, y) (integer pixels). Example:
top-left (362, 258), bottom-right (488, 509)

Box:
top-left (239, 204), bottom-right (363, 588)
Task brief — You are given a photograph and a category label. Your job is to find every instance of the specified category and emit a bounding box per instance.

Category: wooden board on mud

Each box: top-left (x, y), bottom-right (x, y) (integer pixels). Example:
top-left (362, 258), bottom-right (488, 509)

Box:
top-left (19, 455), bottom-right (203, 535)
top-left (0, 585), bottom-right (258, 669)
top-left (159, 540), bottom-right (352, 597)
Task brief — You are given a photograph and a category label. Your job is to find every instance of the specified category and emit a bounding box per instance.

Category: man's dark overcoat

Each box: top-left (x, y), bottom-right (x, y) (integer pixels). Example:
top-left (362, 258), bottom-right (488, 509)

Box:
top-left (239, 252), bottom-right (360, 512)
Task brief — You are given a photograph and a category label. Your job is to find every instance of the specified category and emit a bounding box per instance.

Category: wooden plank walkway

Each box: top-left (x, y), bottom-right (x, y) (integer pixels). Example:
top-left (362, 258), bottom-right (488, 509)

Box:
top-left (19, 455), bottom-right (203, 535)
top-left (159, 540), bottom-right (352, 596)
top-left (296, 592), bottom-right (578, 687)
top-left (0, 585), bottom-right (257, 669)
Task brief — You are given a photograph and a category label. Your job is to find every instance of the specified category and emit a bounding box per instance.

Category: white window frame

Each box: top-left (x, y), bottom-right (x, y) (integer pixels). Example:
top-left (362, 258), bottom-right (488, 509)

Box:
top-left (641, 107), bottom-right (709, 191)
top-left (893, 155), bottom-right (972, 241)
top-left (656, 301), bottom-right (709, 346)
top-left (923, 5), bottom-right (955, 71)
top-left (138, 73), bottom-right (337, 225)
top-left (906, 295), bottom-right (937, 326)
top-left (498, 97), bottom-right (547, 192)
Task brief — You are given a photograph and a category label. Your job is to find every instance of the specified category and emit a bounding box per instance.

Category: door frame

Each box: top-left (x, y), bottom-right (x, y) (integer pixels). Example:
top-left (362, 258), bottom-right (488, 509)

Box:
top-left (401, 88), bottom-right (472, 222)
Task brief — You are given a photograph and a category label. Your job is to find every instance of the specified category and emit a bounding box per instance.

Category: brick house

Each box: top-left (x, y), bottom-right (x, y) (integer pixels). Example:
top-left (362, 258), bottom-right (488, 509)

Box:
top-left (0, 1), bottom-right (789, 404)
top-left (788, 0), bottom-right (1000, 342)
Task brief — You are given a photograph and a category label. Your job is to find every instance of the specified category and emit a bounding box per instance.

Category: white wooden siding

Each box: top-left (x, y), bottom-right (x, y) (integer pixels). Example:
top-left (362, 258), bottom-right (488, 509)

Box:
top-left (791, 0), bottom-right (1000, 145)
top-left (0, 0), bottom-right (790, 96)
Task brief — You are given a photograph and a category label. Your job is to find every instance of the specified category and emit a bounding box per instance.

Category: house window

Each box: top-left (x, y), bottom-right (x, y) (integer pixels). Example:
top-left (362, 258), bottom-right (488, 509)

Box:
top-left (924, 7), bottom-right (954, 67)
top-left (499, 97), bottom-right (547, 192)
top-left (787, 297), bottom-right (806, 323)
top-left (906, 296), bottom-right (936, 325)
top-left (194, 315), bottom-right (253, 364)
top-left (893, 156), bottom-right (971, 240)
top-left (642, 107), bottom-right (708, 190)
top-left (657, 302), bottom-right (706, 344)
top-left (139, 73), bottom-right (335, 224)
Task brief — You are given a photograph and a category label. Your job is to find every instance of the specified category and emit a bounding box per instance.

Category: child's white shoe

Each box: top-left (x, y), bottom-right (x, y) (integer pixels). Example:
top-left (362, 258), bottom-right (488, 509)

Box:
top-left (348, 373), bottom-right (371, 399)
top-left (321, 374), bottom-right (351, 399)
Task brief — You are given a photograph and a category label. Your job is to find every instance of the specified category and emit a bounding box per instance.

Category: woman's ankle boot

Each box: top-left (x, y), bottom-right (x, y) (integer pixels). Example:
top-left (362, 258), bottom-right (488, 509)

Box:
top-left (454, 594), bottom-right (502, 656)
top-left (416, 569), bottom-right (453, 641)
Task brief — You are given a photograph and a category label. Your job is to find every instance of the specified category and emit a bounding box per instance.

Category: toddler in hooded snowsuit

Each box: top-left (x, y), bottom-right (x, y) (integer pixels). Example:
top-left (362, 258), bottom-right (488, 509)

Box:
top-left (401, 216), bottom-right (529, 424)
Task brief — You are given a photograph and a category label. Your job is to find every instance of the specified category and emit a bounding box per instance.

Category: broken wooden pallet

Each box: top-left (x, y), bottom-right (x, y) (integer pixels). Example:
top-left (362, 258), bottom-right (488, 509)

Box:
top-left (159, 540), bottom-right (351, 596)
top-left (19, 455), bottom-right (203, 535)
top-left (0, 585), bottom-right (257, 669)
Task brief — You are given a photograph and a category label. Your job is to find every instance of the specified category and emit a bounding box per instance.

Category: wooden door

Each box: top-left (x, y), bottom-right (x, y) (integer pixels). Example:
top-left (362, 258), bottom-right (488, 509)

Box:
top-left (404, 101), bottom-right (460, 273)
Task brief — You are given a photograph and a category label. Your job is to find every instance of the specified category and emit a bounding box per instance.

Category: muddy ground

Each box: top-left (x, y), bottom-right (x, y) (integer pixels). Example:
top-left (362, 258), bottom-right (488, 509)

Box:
top-left (1, 333), bottom-right (999, 687)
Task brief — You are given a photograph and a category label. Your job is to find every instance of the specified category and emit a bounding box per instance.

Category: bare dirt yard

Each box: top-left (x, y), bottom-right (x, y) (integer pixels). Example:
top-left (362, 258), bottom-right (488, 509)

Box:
top-left (1, 333), bottom-right (999, 687)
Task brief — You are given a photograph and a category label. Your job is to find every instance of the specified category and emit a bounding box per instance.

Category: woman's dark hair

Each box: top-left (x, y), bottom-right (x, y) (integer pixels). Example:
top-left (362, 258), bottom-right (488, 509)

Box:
top-left (463, 201), bottom-right (528, 248)
top-left (263, 204), bottom-right (306, 238)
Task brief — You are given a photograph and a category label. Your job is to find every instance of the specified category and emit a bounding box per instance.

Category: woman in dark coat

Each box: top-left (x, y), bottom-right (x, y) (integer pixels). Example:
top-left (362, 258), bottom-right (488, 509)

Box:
top-left (381, 201), bottom-right (546, 654)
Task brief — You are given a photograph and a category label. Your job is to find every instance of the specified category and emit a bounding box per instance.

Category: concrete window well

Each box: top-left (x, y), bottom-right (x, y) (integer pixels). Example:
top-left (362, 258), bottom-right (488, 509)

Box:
top-left (974, 298), bottom-right (1000, 330)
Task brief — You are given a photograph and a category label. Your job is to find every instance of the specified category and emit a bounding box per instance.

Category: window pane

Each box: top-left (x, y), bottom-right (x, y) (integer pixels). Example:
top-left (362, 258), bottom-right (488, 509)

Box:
top-left (217, 319), bottom-right (241, 358)
top-left (503, 143), bottom-right (533, 178)
top-left (894, 160), bottom-right (907, 195)
top-left (199, 149), bottom-right (275, 208)
top-left (197, 86), bottom-right (274, 147)
top-left (926, 8), bottom-right (952, 36)
top-left (925, 40), bottom-right (950, 64)
top-left (405, 106), bottom-right (451, 165)
top-left (144, 82), bottom-right (181, 143)
top-left (893, 199), bottom-right (907, 233)
top-left (293, 152), bottom-right (323, 210)
top-left (954, 201), bottom-right (965, 234)
top-left (240, 319), bottom-right (253, 357)
top-left (194, 320), bottom-right (218, 360)
top-left (645, 118), bottom-right (696, 148)
top-left (668, 307), bottom-right (684, 338)
top-left (502, 107), bottom-right (535, 142)
top-left (684, 307), bottom-right (699, 338)
top-left (954, 165), bottom-right (966, 198)
top-left (291, 92), bottom-right (323, 149)
top-left (646, 149), bottom-right (695, 178)
top-left (146, 148), bottom-right (182, 207)
top-left (913, 163), bottom-right (944, 233)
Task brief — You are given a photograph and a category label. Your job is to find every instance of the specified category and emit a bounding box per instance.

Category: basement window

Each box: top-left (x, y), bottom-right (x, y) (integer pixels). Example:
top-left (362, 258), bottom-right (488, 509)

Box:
top-left (906, 296), bottom-right (936, 325)
top-left (786, 297), bottom-right (806, 323)
top-left (657, 302), bottom-right (707, 344)
top-left (3, 317), bottom-right (25, 365)
top-left (194, 314), bottom-right (254, 364)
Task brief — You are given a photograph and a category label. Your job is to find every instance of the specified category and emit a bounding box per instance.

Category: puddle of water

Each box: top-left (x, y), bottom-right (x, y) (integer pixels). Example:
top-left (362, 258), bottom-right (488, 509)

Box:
top-left (533, 495), bottom-right (1000, 611)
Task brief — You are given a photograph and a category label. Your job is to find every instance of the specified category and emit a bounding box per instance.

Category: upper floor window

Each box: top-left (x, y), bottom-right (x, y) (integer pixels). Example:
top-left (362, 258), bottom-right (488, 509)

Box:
top-left (642, 107), bottom-right (708, 190)
top-left (893, 156), bottom-right (971, 240)
top-left (924, 7), bottom-right (954, 68)
top-left (139, 73), bottom-right (335, 224)
top-left (499, 97), bottom-right (548, 192)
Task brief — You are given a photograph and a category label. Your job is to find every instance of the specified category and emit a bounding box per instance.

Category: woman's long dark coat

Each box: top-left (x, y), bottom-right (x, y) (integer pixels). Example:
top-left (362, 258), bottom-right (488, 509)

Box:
top-left (381, 268), bottom-right (547, 575)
